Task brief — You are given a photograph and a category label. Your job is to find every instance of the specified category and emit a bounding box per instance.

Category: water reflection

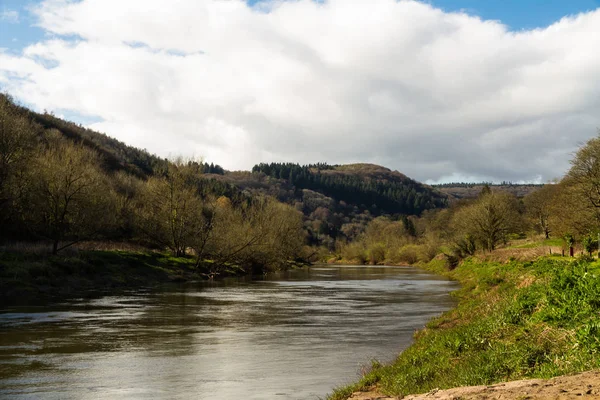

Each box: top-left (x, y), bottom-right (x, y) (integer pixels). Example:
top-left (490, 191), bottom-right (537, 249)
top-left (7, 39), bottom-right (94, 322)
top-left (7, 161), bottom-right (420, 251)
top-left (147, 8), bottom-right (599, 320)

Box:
top-left (0, 265), bottom-right (458, 399)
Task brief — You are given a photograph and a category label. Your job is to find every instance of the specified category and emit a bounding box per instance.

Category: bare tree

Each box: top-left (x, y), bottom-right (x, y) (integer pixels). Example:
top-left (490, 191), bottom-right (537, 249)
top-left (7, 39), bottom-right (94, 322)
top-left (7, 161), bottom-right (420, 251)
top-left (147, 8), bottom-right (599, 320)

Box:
top-left (23, 131), bottom-right (118, 254)
top-left (452, 191), bottom-right (521, 252)
top-left (523, 184), bottom-right (557, 239)
top-left (135, 159), bottom-right (210, 257)
top-left (206, 196), bottom-right (304, 272)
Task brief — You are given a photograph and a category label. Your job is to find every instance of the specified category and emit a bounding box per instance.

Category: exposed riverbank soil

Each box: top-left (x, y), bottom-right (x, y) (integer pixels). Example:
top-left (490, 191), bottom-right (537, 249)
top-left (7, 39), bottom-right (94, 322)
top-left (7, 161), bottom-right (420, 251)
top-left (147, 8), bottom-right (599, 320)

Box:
top-left (348, 370), bottom-right (600, 399)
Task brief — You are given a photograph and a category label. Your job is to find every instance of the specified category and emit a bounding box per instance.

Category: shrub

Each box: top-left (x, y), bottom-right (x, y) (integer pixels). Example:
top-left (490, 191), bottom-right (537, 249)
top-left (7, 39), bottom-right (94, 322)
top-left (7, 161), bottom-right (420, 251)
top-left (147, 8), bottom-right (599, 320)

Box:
top-left (582, 234), bottom-right (597, 256)
top-left (341, 241), bottom-right (368, 264)
top-left (368, 243), bottom-right (386, 265)
top-left (417, 243), bottom-right (440, 263)
top-left (397, 245), bottom-right (420, 265)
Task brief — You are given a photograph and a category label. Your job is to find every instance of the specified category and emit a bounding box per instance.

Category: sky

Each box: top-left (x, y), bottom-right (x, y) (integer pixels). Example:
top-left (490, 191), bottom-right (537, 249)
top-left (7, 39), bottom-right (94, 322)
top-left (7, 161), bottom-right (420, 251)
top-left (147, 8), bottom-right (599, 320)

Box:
top-left (1, 0), bottom-right (599, 183)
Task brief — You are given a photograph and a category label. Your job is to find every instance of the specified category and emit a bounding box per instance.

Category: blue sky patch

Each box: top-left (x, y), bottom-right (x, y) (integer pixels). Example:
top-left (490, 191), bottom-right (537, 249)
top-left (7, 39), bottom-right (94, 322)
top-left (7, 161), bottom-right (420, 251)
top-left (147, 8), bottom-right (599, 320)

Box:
top-left (2, 0), bottom-right (599, 55)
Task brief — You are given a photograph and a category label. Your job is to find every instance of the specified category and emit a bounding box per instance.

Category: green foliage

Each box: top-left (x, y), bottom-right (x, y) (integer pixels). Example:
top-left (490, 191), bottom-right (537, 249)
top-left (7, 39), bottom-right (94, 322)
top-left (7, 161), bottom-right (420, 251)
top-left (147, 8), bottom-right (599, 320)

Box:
top-left (564, 233), bottom-right (575, 248)
top-left (582, 234), bottom-right (597, 256)
top-left (513, 238), bottom-right (564, 249)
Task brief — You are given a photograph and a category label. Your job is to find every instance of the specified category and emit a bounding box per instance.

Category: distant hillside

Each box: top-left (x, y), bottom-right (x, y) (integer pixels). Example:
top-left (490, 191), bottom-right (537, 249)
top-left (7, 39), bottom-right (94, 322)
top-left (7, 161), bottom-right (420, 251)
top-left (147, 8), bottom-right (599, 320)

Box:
top-left (201, 163), bottom-right (447, 247)
top-left (434, 183), bottom-right (544, 200)
top-left (252, 162), bottom-right (447, 216)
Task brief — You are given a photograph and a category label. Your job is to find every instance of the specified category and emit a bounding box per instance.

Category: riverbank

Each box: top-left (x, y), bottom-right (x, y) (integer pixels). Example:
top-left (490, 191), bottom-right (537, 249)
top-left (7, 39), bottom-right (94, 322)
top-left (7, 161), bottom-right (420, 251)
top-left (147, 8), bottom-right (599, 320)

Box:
top-left (328, 256), bottom-right (600, 399)
top-left (0, 248), bottom-right (304, 304)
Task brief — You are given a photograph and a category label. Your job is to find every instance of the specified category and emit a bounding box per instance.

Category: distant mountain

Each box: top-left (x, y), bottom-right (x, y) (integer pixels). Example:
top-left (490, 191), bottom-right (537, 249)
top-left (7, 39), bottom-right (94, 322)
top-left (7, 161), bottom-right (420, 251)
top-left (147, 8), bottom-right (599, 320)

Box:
top-left (434, 183), bottom-right (544, 200)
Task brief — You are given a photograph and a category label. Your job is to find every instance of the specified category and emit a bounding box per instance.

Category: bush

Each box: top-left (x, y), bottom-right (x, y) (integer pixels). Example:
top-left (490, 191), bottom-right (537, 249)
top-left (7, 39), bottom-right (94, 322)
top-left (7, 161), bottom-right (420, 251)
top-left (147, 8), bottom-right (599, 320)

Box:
top-left (582, 234), bottom-right (598, 256)
top-left (368, 243), bottom-right (386, 265)
top-left (397, 245), bottom-right (420, 265)
top-left (341, 241), bottom-right (367, 264)
top-left (417, 243), bottom-right (439, 263)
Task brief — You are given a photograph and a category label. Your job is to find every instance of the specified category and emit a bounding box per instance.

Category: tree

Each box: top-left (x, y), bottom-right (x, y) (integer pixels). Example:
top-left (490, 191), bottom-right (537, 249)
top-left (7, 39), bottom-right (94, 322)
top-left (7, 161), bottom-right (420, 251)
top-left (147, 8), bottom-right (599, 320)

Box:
top-left (452, 191), bottom-right (521, 252)
top-left (401, 215), bottom-right (417, 237)
top-left (135, 159), bottom-right (211, 257)
top-left (568, 132), bottom-right (600, 210)
top-left (582, 234), bottom-right (596, 256)
top-left (22, 131), bottom-right (118, 254)
top-left (205, 196), bottom-right (304, 272)
top-left (548, 178), bottom-right (599, 238)
top-left (523, 184), bottom-right (557, 239)
top-left (564, 233), bottom-right (575, 257)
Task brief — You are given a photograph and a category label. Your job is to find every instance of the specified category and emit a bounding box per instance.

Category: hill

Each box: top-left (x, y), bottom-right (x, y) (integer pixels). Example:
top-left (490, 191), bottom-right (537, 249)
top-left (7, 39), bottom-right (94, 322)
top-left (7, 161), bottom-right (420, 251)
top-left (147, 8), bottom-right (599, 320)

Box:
top-left (235, 162), bottom-right (446, 246)
top-left (252, 162), bottom-right (447, 215)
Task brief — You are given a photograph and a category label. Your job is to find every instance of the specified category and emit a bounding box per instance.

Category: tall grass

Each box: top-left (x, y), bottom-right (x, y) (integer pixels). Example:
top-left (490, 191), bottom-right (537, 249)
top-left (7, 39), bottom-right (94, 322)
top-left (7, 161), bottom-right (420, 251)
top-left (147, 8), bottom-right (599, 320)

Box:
top-left (328, 257), bottom-right (600, 399)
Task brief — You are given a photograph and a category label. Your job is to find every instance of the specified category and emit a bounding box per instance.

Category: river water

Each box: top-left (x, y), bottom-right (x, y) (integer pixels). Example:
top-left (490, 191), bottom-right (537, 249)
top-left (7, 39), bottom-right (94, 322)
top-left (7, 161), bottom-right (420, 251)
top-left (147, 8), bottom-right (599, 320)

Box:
top-left (0, 265), bottom-right (458, 400)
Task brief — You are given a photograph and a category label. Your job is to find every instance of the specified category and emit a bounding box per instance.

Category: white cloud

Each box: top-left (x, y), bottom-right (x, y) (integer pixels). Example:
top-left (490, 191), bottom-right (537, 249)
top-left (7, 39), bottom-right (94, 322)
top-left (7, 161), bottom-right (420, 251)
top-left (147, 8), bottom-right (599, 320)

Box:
top-left (1, 0), bottom-right (599, 182)
top-left (1, 9), bottom-right (19, 23)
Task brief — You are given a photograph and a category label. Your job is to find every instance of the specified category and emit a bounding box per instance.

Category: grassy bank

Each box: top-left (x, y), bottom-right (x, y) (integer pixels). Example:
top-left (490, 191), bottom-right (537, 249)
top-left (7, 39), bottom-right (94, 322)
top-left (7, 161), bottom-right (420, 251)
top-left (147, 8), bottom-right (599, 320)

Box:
top-left (0, 248), bottom-right (303, 304)
top-left (328, 256), bottom-right (600, 399)
top-left (0, 250), bottom-right (196, 304)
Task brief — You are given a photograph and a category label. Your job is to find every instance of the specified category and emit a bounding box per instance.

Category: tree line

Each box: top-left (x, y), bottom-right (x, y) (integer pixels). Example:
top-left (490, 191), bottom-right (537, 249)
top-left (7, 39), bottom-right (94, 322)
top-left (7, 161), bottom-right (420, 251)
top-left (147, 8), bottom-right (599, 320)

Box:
top-left (337, 132), bottom-right (600, 266)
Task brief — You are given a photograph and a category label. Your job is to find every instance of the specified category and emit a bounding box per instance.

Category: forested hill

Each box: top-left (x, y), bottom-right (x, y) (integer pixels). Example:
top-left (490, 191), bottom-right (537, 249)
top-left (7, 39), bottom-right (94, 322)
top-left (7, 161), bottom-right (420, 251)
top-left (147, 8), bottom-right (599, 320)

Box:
top-left (252, 162), bottom-right (447, 216)
top-left (2, 94), bottom-right (445, 219)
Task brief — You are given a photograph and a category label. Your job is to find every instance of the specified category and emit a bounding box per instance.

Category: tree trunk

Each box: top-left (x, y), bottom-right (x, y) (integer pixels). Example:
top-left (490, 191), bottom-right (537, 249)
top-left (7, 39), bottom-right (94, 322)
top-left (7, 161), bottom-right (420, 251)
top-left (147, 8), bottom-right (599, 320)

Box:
top-left (52, 240), bottom-right (59, 255)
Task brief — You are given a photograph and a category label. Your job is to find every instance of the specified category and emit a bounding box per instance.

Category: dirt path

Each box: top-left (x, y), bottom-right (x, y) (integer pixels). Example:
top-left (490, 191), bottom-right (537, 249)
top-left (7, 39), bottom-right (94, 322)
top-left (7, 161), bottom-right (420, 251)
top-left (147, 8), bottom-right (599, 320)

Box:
top-left (348, 370), bottom-right (600, 399)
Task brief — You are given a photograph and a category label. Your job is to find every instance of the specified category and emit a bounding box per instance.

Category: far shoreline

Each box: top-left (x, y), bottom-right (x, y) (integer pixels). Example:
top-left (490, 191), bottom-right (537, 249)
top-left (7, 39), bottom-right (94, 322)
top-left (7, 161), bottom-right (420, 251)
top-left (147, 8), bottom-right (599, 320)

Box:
top-left (0, 247), bottom-right (307, 306)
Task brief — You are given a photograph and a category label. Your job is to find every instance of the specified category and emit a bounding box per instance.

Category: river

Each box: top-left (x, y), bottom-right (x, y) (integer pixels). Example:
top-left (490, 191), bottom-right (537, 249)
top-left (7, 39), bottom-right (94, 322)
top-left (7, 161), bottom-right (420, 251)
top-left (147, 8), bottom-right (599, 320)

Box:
top-left (0, 265), bottom-right (458, 399)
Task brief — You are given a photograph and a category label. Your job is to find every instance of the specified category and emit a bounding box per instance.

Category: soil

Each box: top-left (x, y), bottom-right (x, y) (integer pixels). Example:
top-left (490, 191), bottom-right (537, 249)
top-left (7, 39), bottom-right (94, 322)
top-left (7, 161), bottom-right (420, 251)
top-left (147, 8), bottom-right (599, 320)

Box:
top-left (348, 370), bottom-right (600, 399)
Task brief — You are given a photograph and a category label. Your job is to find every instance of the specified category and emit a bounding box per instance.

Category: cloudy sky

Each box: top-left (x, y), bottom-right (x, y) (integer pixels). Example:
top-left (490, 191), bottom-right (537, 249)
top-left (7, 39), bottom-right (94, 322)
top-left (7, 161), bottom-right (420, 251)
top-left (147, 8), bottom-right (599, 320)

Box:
top-left (1, 0), bottom-right (599, 183)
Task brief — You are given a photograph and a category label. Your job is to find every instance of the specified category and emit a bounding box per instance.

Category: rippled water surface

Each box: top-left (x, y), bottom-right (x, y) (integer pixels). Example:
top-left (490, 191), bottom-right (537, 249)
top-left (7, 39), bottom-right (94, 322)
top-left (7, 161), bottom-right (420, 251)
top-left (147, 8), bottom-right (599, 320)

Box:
top-left (0, 265), bottom-right (458, 399)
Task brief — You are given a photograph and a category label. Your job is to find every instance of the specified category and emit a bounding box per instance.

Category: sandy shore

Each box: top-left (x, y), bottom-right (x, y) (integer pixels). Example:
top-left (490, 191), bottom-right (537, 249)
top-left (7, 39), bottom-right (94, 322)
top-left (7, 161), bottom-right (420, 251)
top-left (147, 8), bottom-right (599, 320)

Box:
top-left (348, 370), bottom-right (600, 399)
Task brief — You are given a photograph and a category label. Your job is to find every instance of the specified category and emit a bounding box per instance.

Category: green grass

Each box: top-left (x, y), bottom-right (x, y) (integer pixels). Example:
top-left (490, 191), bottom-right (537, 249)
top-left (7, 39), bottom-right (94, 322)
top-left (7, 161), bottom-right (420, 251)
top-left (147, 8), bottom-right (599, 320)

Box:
top-left (511, 238), bottom-right (564, 249)
top-left (328, 257), bottom-right (600, 399)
